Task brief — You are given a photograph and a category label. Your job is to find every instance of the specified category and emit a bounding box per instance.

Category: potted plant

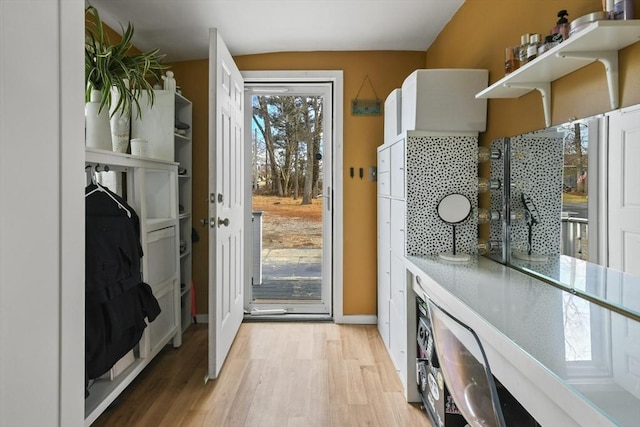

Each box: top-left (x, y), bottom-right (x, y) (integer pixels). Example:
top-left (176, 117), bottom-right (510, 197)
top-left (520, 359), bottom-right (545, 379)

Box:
top-left (85, 5), bottom-right (167, 151)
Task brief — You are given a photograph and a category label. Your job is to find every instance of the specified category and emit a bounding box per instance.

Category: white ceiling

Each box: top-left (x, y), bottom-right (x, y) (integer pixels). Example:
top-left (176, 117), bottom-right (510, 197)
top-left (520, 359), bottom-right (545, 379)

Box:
top-left (89, 0), bottom-right (464, 61)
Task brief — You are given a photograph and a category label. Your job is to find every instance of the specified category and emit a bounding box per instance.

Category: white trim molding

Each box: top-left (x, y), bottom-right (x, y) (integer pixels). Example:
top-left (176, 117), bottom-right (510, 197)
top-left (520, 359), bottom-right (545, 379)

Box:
top-left (241, 70), bottom-right (345, 321)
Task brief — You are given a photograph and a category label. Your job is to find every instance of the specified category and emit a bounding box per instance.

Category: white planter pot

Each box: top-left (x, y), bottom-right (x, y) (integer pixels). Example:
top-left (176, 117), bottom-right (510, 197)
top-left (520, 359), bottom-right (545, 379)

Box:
top-left (85, 90), bottom-right (112, 150)
top-left (109, 82), bottom-right (131, 153)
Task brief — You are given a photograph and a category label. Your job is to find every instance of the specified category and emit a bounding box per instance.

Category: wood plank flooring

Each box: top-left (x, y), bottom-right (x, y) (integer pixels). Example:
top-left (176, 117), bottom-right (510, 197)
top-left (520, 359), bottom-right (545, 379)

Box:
top-left (92, 323), bottom-right (432, 427)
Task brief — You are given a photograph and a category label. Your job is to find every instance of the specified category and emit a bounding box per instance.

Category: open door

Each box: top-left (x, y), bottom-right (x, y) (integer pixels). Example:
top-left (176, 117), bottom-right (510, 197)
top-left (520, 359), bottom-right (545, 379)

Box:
top-left (207, 28), bottom-right (245, 380)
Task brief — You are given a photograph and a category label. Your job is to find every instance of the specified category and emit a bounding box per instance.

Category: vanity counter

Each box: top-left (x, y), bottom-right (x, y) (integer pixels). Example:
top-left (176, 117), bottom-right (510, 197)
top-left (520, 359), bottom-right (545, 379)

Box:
top-left (406, 255), bottom-right (640, 427)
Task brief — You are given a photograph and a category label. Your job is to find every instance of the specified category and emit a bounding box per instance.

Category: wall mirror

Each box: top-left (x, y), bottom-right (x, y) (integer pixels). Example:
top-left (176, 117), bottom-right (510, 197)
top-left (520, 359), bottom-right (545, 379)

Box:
top-left (483, 105), bottom-right (640, 321)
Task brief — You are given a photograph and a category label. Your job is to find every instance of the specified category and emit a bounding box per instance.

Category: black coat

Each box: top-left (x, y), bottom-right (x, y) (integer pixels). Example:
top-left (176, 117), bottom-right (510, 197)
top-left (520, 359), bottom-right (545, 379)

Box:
top-left (85, 184), bottom-right (161, 385)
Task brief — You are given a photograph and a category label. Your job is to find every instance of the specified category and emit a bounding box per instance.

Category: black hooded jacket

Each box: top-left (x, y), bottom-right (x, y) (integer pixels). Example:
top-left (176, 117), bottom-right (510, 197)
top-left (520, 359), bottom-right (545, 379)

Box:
top-left (85, 184), bottom-right (161, 388)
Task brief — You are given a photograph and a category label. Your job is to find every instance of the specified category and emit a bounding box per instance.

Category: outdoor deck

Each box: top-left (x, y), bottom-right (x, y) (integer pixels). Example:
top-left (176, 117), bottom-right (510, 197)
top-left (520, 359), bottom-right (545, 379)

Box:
top-left (252, 248), bottom-right (322, 301)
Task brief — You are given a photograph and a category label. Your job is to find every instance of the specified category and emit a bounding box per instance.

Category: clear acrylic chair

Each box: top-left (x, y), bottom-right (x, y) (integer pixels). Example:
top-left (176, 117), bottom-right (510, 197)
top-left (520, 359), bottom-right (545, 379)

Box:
top-left (427, 298), bottom-right (507, 427)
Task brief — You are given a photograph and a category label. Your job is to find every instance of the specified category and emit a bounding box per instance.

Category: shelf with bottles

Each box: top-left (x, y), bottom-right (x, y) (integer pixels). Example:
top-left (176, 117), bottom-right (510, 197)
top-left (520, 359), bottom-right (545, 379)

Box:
top-left (476, 19), bottom-right (640, 127)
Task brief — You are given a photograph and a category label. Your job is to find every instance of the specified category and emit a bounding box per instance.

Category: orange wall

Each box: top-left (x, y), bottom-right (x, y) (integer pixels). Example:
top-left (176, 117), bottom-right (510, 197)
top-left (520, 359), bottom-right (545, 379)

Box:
top-left (169, 52), bottom-right (426, 315)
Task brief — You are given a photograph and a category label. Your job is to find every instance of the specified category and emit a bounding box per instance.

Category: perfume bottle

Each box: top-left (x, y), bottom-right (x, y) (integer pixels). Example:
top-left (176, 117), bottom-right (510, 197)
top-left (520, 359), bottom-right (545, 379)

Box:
top-left (527, 33), bottom-right (541, 62)
top-left (504, 46), bottom-right (519, 75)
top-left (551, 10), bottom-right (570, 41)
top-left (517, 34), bottom-right (530, 66)
top-left (477, 146), bottom-right (502, 163)
top-left (478, 177), bottom-right (501, 193)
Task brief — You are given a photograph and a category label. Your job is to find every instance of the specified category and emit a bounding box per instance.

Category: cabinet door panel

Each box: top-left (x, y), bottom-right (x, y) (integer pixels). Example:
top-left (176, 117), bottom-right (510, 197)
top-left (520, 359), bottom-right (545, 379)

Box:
top-left (390, 199), bottom-right (405, 256)
top-left (390, 140), bottom-right (405, 198)
top-left (389, 300), bottom-right (407, 385)
top-left (390, 252), bottom-right (406, 318)
top-left (378, 147), bottom-right (391, 172)
top-left (378, 171), bottom-right (390, 196)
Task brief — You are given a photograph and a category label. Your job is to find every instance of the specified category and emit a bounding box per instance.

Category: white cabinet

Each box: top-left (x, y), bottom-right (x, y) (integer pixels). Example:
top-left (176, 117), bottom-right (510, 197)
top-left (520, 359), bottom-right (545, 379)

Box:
top-left (377, 130), bottom-right (479, 403)
top-left (133, 90), bottom-right (193, 333)
top-left (84, 148), bottom-right (182, 426)
top-left (377, 136), bottom-right (410, 397)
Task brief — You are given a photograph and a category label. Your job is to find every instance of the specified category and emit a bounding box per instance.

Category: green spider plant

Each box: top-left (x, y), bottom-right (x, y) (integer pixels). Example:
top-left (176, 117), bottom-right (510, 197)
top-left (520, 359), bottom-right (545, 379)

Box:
top-left (85, 5), bottom-right (168, 118)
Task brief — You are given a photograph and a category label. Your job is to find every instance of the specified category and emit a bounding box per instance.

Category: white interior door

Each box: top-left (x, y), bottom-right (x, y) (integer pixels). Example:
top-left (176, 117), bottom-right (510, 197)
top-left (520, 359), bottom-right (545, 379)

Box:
top-left (607, 106), bottom-right (640, 275)
top-left (207, 28), bottom-right (245, 379)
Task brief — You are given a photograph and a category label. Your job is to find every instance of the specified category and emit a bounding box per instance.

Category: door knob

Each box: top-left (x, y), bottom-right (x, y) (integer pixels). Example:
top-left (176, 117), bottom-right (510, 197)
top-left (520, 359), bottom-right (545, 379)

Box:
top-left (218, 217), bottom-right (230, 227)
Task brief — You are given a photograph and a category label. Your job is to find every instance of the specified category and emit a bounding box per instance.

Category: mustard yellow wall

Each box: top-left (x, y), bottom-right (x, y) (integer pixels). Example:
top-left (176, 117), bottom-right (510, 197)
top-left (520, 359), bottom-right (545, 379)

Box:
top-left (427, 0), bottom-right (640, 142)
top-left (168, 52), bottom-right (426, 315)
top-left (427, 0), bottom-right (639, 238)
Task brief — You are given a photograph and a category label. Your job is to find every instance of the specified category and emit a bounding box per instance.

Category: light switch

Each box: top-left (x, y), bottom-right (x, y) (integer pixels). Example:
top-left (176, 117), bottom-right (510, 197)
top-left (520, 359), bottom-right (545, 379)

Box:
top-left (369, 166), bottom-right (377, 181)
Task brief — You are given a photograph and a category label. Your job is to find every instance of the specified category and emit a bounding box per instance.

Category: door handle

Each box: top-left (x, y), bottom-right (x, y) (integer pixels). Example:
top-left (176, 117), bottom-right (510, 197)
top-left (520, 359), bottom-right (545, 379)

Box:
top-left (218, 217), bottom-right (230, 227)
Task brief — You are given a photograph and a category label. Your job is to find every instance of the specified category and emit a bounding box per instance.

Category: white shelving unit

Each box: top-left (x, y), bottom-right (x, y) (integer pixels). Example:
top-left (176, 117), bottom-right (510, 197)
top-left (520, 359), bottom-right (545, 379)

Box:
top-left (476, 20), bottom-right (640, 126)
top-left (174, 93), bottom-right (193, 332)
top-left (84, 148), bottom-right (181, 426)
top-left (132, 90), bottom-right (193, 333)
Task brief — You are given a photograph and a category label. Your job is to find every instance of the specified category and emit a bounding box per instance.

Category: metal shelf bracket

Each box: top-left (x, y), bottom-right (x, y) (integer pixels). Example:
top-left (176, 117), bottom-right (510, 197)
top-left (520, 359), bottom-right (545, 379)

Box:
top-left (503, 82), bottom-right (552, 127)
top-left (556, 50), bottom-right (619, 111)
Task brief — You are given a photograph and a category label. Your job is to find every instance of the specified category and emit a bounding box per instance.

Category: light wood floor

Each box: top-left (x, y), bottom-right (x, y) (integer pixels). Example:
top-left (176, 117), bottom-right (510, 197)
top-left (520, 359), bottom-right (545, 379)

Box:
top-left (93, 322), bottom-right (432, 427)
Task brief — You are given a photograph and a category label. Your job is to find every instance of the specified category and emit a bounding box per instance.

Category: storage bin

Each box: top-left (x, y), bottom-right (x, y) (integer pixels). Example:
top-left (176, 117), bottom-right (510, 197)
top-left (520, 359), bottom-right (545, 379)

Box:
top-left (401, 69), bottom-right (488, 133)
top-left (384, 88), bottom-right (402, 142)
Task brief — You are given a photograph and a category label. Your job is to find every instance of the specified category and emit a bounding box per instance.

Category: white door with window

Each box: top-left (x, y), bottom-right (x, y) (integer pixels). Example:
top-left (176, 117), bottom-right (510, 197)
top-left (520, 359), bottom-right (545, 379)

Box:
top-left (207, 29), bottom-right (245, 379)
top-left (242, 76), bottom-right (337, 317)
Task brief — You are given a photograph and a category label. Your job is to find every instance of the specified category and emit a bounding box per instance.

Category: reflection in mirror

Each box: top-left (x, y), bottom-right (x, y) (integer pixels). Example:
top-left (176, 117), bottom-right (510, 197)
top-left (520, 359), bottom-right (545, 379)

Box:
top-left (437, 193), bottom-right (472, 262)
top-left (483, 105), bottom-right (640, 320)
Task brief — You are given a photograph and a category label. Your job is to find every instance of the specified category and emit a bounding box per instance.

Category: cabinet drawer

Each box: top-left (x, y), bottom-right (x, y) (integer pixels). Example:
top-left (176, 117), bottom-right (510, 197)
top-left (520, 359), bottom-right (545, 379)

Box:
top-left (378, 196), bottom-right (390, 245)
top-left (146, 226), bottom-right (177, 286)
top-left (148, 284), bottom-right (177, 352)
top-left (378, 171), bottom-right (390, 196)
top-left (390, 140), bottom-right (405, 198)
top-left (378, 147), bottom-right (390, 172)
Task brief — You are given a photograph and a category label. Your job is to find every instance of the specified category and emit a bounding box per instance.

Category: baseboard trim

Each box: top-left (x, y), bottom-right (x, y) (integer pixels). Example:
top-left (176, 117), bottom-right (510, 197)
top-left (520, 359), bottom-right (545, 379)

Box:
top-left (335, 315), bottom-right (377, 325)
top-left (193, 314), bottom-right (377, 325)
top-left (193, 314), bottom-right (209, 324)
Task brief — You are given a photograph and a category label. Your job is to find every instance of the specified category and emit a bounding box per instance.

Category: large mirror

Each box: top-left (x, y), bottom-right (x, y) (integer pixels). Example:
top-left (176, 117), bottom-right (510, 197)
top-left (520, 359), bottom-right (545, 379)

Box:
top-left (483, 105), bottom-right (640, 320)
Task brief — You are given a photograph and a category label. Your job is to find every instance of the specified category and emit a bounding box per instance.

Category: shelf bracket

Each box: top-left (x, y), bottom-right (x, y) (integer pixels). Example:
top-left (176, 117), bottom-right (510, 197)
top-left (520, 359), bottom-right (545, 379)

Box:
top-left (556, 50), bottom-right (619, 110)
top-left (503, 82), bottom-right (551, 127)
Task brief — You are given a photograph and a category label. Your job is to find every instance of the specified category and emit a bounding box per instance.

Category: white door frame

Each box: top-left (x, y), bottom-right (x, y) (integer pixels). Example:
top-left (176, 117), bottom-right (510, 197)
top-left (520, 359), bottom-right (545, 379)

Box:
top-left (241, 70), bottom-right (345, 321)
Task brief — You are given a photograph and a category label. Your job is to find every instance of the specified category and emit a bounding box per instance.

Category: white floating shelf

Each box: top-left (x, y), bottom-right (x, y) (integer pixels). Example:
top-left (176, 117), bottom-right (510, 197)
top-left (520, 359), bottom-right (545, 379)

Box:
top-left (476, 19), bottom-right (640, 126)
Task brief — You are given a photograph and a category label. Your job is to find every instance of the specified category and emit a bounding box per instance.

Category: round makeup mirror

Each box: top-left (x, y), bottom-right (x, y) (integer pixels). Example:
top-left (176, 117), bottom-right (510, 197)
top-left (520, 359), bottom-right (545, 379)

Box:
top-left (437, 194), bottom-right (472, 262)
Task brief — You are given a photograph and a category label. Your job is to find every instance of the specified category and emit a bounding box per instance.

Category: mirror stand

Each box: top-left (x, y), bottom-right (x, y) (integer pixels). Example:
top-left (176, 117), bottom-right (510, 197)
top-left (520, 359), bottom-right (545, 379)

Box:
top-left (437, 194), bottom-right (472, 263)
